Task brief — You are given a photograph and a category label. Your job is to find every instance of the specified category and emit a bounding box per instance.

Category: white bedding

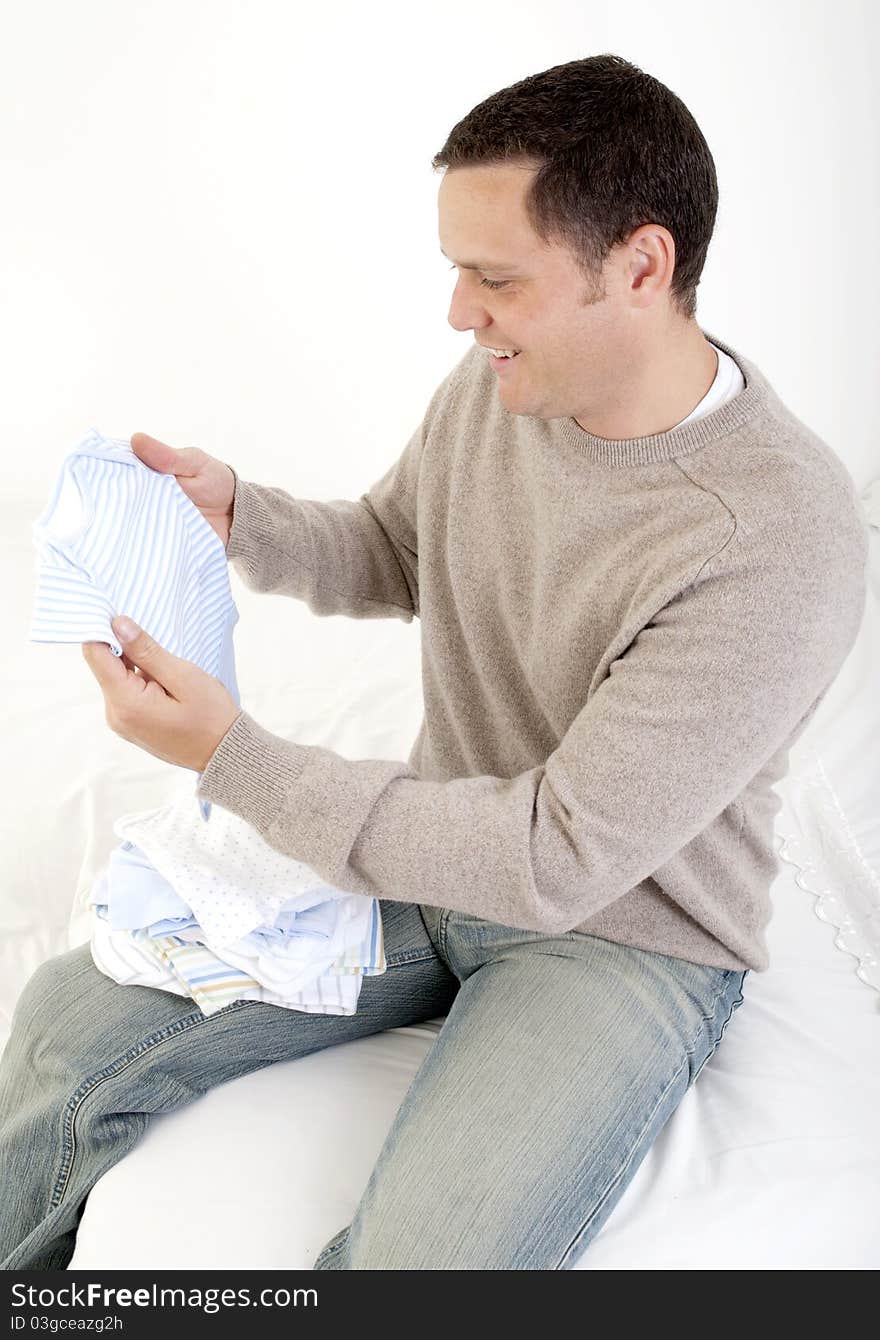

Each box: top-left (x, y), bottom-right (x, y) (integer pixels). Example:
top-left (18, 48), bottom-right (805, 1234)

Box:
top-left (2, 480), bottom-right (878, 1271)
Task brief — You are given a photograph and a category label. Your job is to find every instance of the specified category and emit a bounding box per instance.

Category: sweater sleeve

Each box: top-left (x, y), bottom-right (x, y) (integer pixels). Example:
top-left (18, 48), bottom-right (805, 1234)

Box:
top-left (221, 364), bottom-right (459, 621)
top-left (196, 503), bottom-right (868, 936)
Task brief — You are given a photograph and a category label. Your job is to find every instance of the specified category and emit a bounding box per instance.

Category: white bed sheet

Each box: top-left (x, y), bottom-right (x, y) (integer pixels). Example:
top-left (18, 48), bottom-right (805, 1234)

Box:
top-left (1, 484), bottom-right (878, 1271)
top-left (66, 808), bottom-right (880, 1271)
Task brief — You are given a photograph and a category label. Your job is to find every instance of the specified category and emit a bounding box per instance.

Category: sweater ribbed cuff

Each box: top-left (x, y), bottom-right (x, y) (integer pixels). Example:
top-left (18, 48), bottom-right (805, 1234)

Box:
top-left (225, 470), bottom-right (275, 573)
top-left (196, 709), bottom-right (312, 834)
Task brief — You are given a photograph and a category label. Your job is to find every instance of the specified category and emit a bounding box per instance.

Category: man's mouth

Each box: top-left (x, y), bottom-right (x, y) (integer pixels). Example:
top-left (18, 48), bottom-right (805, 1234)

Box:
top-left (485, 347), bottom-right (522, 372)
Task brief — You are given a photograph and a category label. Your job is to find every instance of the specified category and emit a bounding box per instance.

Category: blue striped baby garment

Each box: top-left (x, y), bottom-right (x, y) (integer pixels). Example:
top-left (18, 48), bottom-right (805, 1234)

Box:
top-left (29, 427), bottom-right (240, 818)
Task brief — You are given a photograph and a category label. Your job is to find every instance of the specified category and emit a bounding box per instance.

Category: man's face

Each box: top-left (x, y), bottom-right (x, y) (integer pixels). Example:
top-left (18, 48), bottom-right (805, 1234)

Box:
top-left (438, 162), bottom-right (646, 424)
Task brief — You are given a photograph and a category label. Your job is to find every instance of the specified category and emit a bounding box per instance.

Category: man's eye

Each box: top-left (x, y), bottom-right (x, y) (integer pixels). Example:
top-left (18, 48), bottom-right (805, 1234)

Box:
top-left (447, 263), bottom-right (509, 292)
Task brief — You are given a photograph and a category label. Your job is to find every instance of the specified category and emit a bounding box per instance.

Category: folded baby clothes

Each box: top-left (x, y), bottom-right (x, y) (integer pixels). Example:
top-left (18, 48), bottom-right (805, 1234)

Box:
top-left (29, 427), bottom-right (241, 820)
top-left (87, 762), bottom-right (386, 1016)
top-left (94, 841), bottom-right (193, 931)
top-left (111, 792), bottom-right (355, 945)
top-left (89, 913), bottom-right (260, 1007)
top-left (90, 908), bottom-right (384, 1015)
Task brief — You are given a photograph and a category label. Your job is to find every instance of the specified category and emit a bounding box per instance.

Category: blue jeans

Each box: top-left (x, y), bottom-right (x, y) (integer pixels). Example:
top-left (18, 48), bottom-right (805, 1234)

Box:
top-left (0, 900), bottom-right (747, 1270)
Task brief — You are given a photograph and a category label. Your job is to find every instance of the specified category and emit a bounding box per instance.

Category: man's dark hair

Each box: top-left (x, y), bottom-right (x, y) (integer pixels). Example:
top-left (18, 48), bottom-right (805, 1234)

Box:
top-left (431, 53), bottom-right (718, 321)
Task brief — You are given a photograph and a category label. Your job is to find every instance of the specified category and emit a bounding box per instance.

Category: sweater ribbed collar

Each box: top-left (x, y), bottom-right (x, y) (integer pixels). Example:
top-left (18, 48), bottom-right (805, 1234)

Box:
top-left (555, 329), bottom-right (773, 467)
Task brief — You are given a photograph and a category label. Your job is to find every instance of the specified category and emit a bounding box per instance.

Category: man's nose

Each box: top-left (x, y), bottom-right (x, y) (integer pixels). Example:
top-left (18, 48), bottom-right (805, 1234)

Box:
top-left (447, 290), bottom-right (490, 334)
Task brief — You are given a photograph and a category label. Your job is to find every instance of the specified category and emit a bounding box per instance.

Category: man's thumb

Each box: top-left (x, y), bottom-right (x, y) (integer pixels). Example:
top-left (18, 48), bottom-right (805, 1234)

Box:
top-left (112, 617), bottom-right (171, 673)
top-left (130, 432), bottom-right (179, 473)
top-left (113, 616), bottom-right (144, 647)
top-left (130, 433), bottom-right (203, 479)
top-left (112, 616), bottom-right (184, 694)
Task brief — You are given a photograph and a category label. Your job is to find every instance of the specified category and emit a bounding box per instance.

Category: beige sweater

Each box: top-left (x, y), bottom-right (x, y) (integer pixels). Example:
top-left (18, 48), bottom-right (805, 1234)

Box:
top-left (197, 330), bottom-right (868, 972)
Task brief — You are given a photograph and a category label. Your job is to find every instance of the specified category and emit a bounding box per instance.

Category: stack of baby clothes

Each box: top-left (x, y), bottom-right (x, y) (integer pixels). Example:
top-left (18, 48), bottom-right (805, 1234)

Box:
top-left (28, 427), bottom-right (386, 1015)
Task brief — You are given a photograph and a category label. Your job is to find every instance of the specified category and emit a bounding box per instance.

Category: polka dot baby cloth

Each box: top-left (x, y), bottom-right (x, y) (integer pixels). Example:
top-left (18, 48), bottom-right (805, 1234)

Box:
top-left (30, 428), bottom-right (386, 1014)
top-left (112, 792), bottom-right (351, 945)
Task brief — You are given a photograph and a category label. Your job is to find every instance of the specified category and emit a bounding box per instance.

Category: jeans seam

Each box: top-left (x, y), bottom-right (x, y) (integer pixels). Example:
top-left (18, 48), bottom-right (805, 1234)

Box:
top-left (49, 947), bottom-right (443, 1212)
top-left (555, 1046), bottom-right (692, 1269)
top-left (437, 910), bottom-right (451, 963)
top-left (49, 999), bottom-right (256, 1211)
top-left (683, 971), bottom-right (735, 1066)
top-left (384, 950), bottom-right (440, 967)
top-left (555, 971), bottom-right (743, 1270)
top-left (687, 972), bottom-right (746, 1084)
top-left (314, 1226), bottom-right (349, 1266)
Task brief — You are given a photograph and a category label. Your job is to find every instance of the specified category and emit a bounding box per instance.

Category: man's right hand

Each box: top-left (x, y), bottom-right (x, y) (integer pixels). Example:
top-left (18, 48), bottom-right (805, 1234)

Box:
top-left (130, 433), bottom-right (236, 551)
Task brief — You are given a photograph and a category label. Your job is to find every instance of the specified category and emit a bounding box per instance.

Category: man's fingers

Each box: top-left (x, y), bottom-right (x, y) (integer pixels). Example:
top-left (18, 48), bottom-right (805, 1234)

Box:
top-left (82, 640), bottom-right (124, 687)
top-left (121, 650), bottom-right (153, 684)
top-left (82, 643), bottom-right (155, 700)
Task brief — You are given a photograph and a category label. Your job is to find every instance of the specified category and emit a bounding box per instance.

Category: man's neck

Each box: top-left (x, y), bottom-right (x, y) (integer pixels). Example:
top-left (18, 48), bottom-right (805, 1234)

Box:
top-left (574, 328), bottom-right (720, 440)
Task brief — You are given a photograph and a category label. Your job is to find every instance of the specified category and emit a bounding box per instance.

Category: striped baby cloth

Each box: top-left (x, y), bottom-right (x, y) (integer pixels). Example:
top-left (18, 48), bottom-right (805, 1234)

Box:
top-left (91, 900), bottom-right (386, 1016)
top-left (31, 428), bottom-right (386, 1014)
top-left (29, 426), bottom-right (240, 819)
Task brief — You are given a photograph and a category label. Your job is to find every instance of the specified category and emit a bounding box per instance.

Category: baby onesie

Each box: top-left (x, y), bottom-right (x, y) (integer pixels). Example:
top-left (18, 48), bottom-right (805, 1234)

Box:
top-left (29, 427), bottom-right (240, 818)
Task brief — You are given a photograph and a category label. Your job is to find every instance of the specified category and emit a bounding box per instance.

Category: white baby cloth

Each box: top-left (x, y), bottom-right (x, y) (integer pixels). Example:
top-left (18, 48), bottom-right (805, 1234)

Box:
top-left (31, 429), bottom-right (386, 1015)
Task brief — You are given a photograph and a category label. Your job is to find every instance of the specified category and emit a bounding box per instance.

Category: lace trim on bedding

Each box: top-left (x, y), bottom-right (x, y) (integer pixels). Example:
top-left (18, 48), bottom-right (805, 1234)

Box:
top-left (775, 748), bottom-right (880, 996)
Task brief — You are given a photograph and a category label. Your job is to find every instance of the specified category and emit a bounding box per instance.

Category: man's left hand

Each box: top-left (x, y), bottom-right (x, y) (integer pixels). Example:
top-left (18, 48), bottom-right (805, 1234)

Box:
top-left (82, 615), bottom-right (241, 773)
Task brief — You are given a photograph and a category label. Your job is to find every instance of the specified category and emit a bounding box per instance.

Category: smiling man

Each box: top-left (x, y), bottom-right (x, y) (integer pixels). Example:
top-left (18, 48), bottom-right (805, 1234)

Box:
top-left (438, 162), bottom-right (720, 439)
top-left (0, 53), bottom-right (868, 1272)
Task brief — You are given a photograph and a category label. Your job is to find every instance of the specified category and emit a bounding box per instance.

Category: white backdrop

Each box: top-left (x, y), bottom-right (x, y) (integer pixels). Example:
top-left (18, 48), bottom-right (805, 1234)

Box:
top-left (2, 1), bottom-right (880, 1271)
top-left (2, 0), bottom-right (878, 506)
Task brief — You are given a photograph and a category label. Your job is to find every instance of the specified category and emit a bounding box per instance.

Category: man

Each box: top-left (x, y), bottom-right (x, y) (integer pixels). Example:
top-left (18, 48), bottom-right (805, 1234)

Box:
top-left (0, 54), bottom-right (867, 1270)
